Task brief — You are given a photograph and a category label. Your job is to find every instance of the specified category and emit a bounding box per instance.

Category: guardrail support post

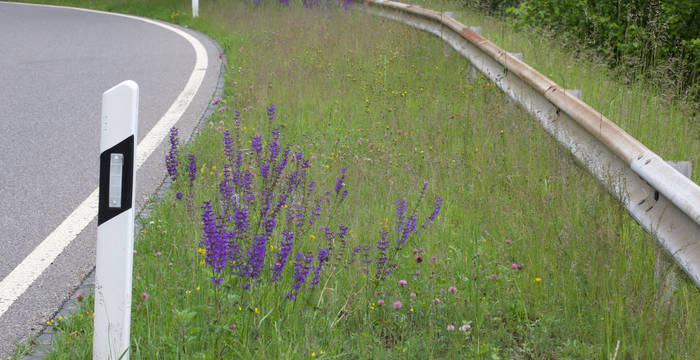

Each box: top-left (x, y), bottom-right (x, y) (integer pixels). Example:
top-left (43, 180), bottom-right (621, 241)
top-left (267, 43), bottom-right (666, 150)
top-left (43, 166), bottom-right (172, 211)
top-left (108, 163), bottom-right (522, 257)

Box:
top-left (192, 0), bottom-right (199, 18)
top-left (443, 12), bottom-right (455, 57)
top-left (465, 27), bottom-right (482, 80)
top-left (508, 52), bottom-right (523, 61)
top-left (93, 80), bottom-right (139, 360)
top-left (565, 89), bottom-right (582, 100)
top-left (655, 161), bottom-right (692, 300)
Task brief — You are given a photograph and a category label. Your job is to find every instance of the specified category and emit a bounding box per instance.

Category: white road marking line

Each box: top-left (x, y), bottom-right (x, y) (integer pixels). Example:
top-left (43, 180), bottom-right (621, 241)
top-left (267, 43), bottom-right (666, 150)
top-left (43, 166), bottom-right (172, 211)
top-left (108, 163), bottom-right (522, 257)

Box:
top-left (0, 3), bottom-right (209, 318)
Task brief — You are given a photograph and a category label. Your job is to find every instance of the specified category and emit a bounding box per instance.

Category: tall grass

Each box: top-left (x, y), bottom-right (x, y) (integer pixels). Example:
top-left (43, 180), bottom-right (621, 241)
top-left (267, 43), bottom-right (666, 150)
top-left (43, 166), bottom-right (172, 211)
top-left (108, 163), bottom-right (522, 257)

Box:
top-left (20, 0), bottom-right (700, 359)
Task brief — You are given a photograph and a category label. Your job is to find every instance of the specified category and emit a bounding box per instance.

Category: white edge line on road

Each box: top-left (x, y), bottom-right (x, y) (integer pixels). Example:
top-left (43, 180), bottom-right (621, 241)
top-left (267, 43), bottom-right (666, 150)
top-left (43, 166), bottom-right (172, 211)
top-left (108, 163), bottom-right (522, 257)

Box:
top-left (0, 2), bottom-right (209, 318)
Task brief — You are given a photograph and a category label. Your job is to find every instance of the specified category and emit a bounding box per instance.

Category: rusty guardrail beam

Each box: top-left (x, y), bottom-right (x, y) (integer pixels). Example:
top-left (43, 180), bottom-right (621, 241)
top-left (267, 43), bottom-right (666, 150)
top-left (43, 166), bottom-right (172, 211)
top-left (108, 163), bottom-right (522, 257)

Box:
top-left (359, 0), bottom-right (700, 286)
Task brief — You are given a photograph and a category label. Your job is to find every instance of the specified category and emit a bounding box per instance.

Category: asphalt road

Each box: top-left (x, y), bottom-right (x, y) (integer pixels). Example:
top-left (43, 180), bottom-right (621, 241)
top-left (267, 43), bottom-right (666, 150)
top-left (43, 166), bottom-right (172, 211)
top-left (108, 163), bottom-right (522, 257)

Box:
top-left (0, 2), bottom-right (221, 356)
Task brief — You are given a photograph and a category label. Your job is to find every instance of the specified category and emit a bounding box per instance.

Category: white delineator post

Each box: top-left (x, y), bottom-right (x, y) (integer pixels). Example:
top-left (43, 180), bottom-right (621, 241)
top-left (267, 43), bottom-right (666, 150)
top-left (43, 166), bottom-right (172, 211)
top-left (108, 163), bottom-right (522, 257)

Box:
top-left (192, 0), bottom-right (199, 18)
top-left (94, 80), bottom-right (139, 360)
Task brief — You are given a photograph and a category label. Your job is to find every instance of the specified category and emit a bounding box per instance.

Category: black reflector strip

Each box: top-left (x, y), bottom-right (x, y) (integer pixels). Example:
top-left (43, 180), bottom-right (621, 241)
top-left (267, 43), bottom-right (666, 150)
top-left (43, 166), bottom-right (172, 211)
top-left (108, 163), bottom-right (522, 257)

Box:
top-left (98, 135), bottom-right (134, 225)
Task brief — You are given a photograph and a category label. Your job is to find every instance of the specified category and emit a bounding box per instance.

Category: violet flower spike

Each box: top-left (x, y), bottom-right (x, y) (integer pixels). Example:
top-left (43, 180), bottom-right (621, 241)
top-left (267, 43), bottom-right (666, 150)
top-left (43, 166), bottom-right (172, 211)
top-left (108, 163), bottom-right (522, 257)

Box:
top-left (266, 104), bottom-right (276, 122)
top-left (251, 136), bottom-right (263, 155)
top-left (201, 201), bottom-right (228, 282)
top-left (223, 130), bottom-right (234, 161)
top-left (271, 231), bottom-right (294, 283)
top-left (311, 248), bottom-right (329, 286)
top-left (165, 127), bottom-right (179, 181)
top-left (288, 252), bottom-right (314, 301)
top-left (246, 235), bottom-right (268, 280)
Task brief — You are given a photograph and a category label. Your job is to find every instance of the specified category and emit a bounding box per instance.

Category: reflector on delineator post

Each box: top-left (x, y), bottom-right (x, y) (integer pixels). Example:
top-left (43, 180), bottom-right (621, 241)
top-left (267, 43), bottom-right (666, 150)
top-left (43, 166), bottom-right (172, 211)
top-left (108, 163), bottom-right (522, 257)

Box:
top-left (109, 153), bottom-right (124, 208)
top-left (94, 80), bottom-right (138, 360)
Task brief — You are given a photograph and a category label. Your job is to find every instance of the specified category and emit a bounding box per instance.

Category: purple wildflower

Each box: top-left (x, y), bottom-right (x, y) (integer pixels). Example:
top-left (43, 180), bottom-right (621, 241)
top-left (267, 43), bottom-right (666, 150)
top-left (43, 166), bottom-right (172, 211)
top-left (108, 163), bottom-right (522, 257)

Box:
top-left (223, 130), bottom-right (234, 161)
top-left (428, 196), bottom-right (443, 223)
top-left (398, 214), bottom-right (417, 249)
top-left (266, 104), bottom-right (276, 122)
top-left (335, 167), bottom-right (348, 195)
top-left (287, 252), bottom-right (314, 300)
top-left (311, 248), bottom-right (330, 286)
top-left (260, 162), bottom-right (270, 180)
top-left (251, 136), bottom-right (263, 155)
top-left (309, 199), bottom-right (322, 225)
top-left (271, 231), bottom-right (294, 282)
top-left (268, 129), bottom-right (280, 163)
top-left (233, 206), bottom-right (248, 233)
top-left (337, 225), bottom-right (349, 243)
top-left (264, 217), bottom-right (277, 237)
top-left (246, 235), bottom-right (268, 280)
top-left (201, 200), bottom-right (228, 282)
top-left (165, 127), bottom-right (179, 181)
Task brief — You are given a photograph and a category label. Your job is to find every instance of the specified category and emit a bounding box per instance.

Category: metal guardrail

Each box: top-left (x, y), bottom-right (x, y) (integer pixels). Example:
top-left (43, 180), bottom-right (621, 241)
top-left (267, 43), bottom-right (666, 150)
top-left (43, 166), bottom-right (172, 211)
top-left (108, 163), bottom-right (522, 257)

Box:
top-left (359, 0), bottom-right (700, 286)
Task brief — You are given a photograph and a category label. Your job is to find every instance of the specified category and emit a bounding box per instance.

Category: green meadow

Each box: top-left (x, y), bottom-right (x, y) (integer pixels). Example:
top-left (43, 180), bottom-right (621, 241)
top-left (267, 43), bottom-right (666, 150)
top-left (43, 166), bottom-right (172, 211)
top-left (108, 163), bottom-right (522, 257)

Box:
top-left (14, 0), bottom-right (699, 359)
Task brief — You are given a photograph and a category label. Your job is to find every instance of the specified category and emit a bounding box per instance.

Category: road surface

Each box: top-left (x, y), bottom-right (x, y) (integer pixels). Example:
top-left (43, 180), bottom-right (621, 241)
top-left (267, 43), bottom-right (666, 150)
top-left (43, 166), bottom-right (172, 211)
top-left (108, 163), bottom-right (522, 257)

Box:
top-left (0, 2), bottom-right (221, 356)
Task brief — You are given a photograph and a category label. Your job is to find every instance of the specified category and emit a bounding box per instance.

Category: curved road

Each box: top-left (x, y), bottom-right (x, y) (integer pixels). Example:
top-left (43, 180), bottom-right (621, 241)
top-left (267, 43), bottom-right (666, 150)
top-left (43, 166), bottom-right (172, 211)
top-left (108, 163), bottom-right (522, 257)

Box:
top-left (0, 2), bottom-right (221, 356)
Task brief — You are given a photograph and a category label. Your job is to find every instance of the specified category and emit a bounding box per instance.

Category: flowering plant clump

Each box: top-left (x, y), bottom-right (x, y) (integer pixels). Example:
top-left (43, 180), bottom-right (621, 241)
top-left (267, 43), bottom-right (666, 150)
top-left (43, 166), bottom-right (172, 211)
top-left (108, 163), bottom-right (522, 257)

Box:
top-left (166, 105), bottom-right (442, 306)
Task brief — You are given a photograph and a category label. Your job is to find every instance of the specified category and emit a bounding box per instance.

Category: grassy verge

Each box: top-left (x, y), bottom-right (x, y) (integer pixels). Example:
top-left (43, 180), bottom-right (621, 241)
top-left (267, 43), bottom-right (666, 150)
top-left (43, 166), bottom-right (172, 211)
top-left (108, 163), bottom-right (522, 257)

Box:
top-left (18, 0), bottom-right (700, 358)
